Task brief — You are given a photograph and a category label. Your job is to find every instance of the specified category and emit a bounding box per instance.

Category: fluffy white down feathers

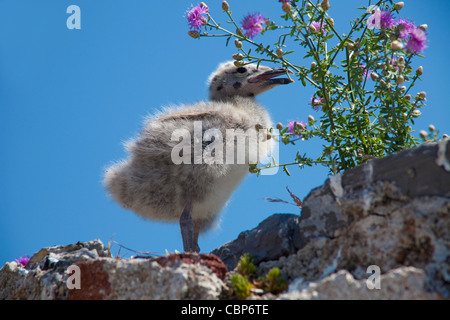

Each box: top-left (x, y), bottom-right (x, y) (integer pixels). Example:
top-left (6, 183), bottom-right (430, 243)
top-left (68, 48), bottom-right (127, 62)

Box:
top-left (104, 61), bottom-right (291, 237)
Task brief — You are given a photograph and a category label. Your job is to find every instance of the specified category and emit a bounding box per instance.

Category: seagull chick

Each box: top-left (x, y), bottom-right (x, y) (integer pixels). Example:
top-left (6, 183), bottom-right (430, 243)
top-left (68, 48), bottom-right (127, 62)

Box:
top-left (104, 61), bottom-right (293, 252)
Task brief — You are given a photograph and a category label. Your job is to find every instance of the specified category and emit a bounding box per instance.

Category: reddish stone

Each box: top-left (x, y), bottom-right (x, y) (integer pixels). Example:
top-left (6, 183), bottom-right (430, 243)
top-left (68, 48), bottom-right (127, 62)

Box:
top-left (151, 253), bottom-right (227, 280)
top-left (67, 260), bottom-right (111, 300)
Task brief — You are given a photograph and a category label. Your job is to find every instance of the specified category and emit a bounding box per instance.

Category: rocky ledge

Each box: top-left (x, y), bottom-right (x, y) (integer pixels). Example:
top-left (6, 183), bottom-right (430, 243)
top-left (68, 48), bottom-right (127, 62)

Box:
top-left (1, 140), bottom-right (449, 299)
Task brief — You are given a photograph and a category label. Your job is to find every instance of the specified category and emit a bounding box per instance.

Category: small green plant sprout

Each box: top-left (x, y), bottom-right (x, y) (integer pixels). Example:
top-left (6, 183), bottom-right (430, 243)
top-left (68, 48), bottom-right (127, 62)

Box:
top-left (237, 253), bottom-right (257, 277)
top-left (230, 273), bottom-right (253, 300)
top-left (186, 0), bottom-right (444, 176)
top-left (230, 254), bottom-right (288, 298)
top-left (230, 253), bottom-right (257, 299)
top-left (255, 267), bottom-right (288, 295)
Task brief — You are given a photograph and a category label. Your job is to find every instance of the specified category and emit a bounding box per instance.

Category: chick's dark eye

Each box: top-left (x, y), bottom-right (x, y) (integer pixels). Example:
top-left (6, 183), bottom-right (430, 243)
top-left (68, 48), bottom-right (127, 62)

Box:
top-left (237, 67), bottom-right (247, 73)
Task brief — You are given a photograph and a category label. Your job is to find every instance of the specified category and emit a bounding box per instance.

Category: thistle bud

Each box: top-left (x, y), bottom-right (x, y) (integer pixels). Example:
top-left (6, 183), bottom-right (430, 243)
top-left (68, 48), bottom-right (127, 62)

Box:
top-left (405, 94), bottom-right (411, 101)
top-left (394, 2), bottom-right (404, 11)
top-left (419, 130), bottom-right (428, 139)
top-left (188, 31), bottom-right (200, 39)
top-left (309, 24), bottom-right (317, 33)
top-left (346, 43), bottom-right (354, 51)
top-left (370, 72), bottom-right (379, 81)
top-left (200, 2), bottom-right (207, 9)
top-left (255, 123), bottom-right (263, 131)
top-left (328, 18), bottom-right (335, 27)
top-left (416, 66), bottom-right (423, 76)
top-left (412, 109), bottom-right (422, 118)
top-left (380, 80), bottom-right (387, 87)
top-left (306, 3), bottom-right (312, 10)
top-left (311, 61), bottom-right (317, 69)
top-left (419, 24), bottom-right (428, 31)
top-left (276, 122), bottom-right (283, 131)
top-left (234, 60), bottom-right (244, 67)
top-left (282, 2), bottom-right (292, 13)
top-left (321, 0), bottom-right (331, 11)
top-left (276, 48), bottom-right (284, 58)
top-left (222, 1), bottom-right (229, 11)
top-left (234, 39), bottom-right (242, 49)
top-left (232, 53), bottom-right (243, 61)
top-left (396, 76), bottom-right (405, 85)
top-left (418, 91), bottom-right (427, 99)
top-left (391, 40), bottom-right (402, 50)
top-left (428, 124), bottom-right (435, 132)
top-left (308, 115), bottom-right (315, 123)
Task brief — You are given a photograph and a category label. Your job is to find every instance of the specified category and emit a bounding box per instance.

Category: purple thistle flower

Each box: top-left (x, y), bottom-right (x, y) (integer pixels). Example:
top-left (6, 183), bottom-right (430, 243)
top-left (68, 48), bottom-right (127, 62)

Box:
top-left (309, 96), bottom-right (324, 111)
top-left (287, 120), bottom-right (307, 138)
top-left (379, 9), bottom-right (395, 29)
top-left (405, 27), bottom-right (427, 54)
top-left (367, 7), bottom-right (395, 30)
top-left (396, 18), bottom-right (415, 40)
top-left (15, 255), bottom-right (30, 267)
top-left (186, 3), bottom-right (209, 31)
top-left (241, 12), bottom-right (265, 39)
top-left (310, 21), bottom-right (328, 34)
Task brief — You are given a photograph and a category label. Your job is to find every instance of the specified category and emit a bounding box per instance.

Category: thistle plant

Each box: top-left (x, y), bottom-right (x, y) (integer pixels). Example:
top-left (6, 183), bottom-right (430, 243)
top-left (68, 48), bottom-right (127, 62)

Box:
top-left (187, 0), bottom-right (442, 175)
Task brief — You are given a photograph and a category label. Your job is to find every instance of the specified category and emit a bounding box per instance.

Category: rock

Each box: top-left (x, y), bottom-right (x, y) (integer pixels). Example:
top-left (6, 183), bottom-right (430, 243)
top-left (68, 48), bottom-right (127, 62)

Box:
top-left (280, 267), bottom-right (441, 300)
top-left (258, 140), bottom-right (450, 298)
top-left (69, 256), bottom-right (225, 300)
top-left (0, 262), bottom-right (42, 300)
top-left (0, 239), bottom-right (111, 300)
top-left (0, 240), bottom-right (227, 300)
top-left (299, 139), bottom-right (450, 245)
top-left (211, 214), bottom-right (302, 270)
top-left (2, 141), bottom-right (449, 300)
top-left (151, 253), bottom-right (227, 280)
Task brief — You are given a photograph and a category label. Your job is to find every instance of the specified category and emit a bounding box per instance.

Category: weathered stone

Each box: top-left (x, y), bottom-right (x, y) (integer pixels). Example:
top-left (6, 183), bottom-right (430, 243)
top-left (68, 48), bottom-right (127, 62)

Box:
top-left (299, 140), bottom-right (450, 247)
top-left (1, 141), bottom-right (449, 300)
top-left (151, 253), bottom-right (227, 280)
top-left (0, 240), bottom-right (226, 300)
top-left (0, 262), bottom-right (43, 300)
top-left (258, 141), bottom-right (450, 298)
top-left (0, 239), bottom-right (111, 300)
top-left (211, 214), bottom-right (302, 270)
top-left (103, 258), bottom-right (225, 300)
top-left (280, 267), bottom-right (442, 300)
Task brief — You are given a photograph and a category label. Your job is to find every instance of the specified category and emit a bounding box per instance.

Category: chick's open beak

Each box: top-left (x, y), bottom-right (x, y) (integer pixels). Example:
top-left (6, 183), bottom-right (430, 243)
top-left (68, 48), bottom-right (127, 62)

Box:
top-left (248, 68), bottom-right (294, 85)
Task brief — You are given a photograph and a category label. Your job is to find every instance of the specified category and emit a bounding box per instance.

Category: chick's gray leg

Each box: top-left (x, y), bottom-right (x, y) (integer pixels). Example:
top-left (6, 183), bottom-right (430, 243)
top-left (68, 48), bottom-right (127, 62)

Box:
top-left (180, 200), bottom-right (199, 253)
top-left (193, 223), bottom-right (200, 253)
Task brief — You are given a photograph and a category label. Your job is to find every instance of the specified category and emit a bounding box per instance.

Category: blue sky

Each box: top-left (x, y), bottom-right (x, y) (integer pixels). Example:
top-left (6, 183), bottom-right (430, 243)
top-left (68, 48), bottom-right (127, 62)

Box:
top-left (1, 0), bottom-right (449, 264)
